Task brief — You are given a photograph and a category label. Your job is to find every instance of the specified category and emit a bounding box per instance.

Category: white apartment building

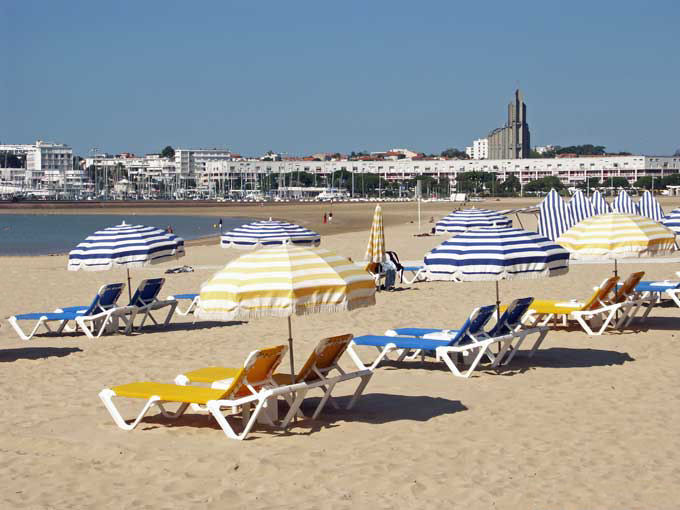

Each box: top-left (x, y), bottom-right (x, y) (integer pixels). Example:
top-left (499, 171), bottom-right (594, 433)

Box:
top-left (465, 138), bottom-right (488, 160)
top-left (175, 148), bottom-right (239, 177)
top-left (0, 141), bottom-right (81, 190)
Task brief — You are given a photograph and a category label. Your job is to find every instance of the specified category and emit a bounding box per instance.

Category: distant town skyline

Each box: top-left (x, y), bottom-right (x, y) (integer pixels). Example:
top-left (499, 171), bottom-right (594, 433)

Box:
top-left (3, 1), bottom-right (679, 157)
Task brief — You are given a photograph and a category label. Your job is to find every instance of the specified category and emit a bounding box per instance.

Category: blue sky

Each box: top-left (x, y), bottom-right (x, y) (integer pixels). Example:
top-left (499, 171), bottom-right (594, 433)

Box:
top-left (2, 0), bottom-right (679, 157)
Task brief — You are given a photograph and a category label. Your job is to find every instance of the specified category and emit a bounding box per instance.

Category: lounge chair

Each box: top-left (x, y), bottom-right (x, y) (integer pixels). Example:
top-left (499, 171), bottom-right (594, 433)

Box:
top-left (365, 262), bottom-right (386, 290)
top-left (126, 278), bottom-right (177, 329)
top-left (167, 293), bottom-right (200, 316)
top-left (176, 334), bottom-right (373, 427)
top-left (346, 305), bottom-right (509, 378)
top-left (99, 345), bottom-right (306, 440)
top-left (386, 251), bottom-right (425, 284)
top-left (521, 275), bottom-right (628, 335)
top-left (8, 283), bottom-right (135, 340)
top-left (602, 271), bottom-right (646, 327)
top-left (387, 298), bottom-right (548, 367)
top-left (621, 276), bottom-right (680, 318)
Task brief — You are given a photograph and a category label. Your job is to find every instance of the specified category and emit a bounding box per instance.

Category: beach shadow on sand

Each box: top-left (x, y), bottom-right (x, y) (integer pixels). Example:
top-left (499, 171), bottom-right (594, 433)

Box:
top-left (377, 346), bottom-right (634, 377)
top-left (0, 346), bottom-right (82, 362)
top-left (135, 320), bottom-right (246, 334)
top-left (133, 393), bottom-right (466, 438)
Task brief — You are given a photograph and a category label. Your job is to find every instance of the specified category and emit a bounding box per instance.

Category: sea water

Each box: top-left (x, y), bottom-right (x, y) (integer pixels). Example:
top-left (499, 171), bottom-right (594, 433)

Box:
top-left (0, 214), bottom-right (255, 255)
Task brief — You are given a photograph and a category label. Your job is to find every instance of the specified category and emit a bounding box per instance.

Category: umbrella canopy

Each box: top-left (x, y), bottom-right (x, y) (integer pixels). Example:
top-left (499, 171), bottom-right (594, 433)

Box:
top-left (568, 190), bottom-right (595, 224)
top-left (435, 208), bottom-right (511, 234)
top-left (557, 213), bottom-right (675, 260)
top-left (423, 227), bottom-right (570, 282)
top-left (197, 245), bottom-right (375, 320)
top-left (611, 190), bottom-right (639, 215)
top-left (196, 245), bottom-right (376, 377)
top-left (591, 190), bottom-right (611, 215)
top-left (638, 191), bottom-right (665, 221)
top-left (538, 189), bottom-right (573, 241)
top-left (68, 222), bottom-right (185, 271)
top-left (220, 219), bottom-right (320, 249)
top-left (661, 207), bottom-right (680, 235)
top-left (365, 204), bottom-right (386, 263)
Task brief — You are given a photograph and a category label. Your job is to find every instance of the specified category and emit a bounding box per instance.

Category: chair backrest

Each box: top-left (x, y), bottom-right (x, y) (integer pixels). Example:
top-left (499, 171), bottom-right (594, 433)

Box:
top-left (386, 251), bottom-right (404, 271)
top-left (488, 297), bottom-right (534, 337)
top-left (448, 304), bottom-right (497, 345)
top-left (582, 276), bottom-right (620, 310)
top-left (294, 334), bottom-right (354, 383)
top-left (83, 283), bottom-right (125, 316)
top-left (220, 345), bottom-right (287, 399)
top-left (129, 278), bottom-right (165, 307)
top-left (612, 271), bottom-right (645, 303)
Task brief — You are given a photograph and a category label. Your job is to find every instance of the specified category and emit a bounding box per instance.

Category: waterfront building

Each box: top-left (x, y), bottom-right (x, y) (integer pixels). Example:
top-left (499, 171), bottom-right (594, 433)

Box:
top-left (487, 89), bottom-right (531, 159)
top-left (0, 141), bottom-right (82, 192)
top-left (465, 138), bottom-right (489, 160)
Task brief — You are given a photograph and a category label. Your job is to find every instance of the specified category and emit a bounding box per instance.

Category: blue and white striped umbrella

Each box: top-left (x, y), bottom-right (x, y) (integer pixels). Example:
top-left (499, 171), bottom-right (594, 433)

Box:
top-left (591, 190), bottom-right (611, 215)
top-left (538, 189), bottom-right (573, 241)
top-left (68, 222), bottom-right (185, 271)
top-left (221, 219), bottom-right (320, 249)
top-left (638, 190), bottom-right (665, 221)
top-left (612, 190), bottom-right (639, 215)
top-left (423, 226), bottom-right (570, 282)
top-left (568, 190), bottom-right (595, 224)
top-left (661, 208), bottom-right (680, 235)
top-left (435, 208), bottom-right (511, 234)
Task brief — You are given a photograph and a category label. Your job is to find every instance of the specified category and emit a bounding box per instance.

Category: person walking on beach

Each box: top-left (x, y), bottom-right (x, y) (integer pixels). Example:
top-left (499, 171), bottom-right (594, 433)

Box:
top-left (328, 212), bottom-right (333, 223)
top-left (218, 218), bottom-right (223, 232)
top-left (323, 213), bottom-right (327, 224)
top-left (166, 225), bottom-right (174, 234)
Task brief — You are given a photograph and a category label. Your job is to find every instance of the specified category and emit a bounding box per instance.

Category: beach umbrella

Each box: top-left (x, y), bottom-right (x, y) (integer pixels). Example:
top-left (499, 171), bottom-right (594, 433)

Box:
top-left (423, 226), bottom-right (570, 310)
top-left (221, 219), bottom-right (320, 249)
top-left (661, 208), bottom-right (680, 235)
top-left (611, 190), bottom-right (639, 215)
top-left (68, 222), bottom-right (185, 299)
top-left (557, 213), bottom-right (675, 276)
top-left (435, 208), bottom-right (511, 234)
top-left (568, 190), bottom-right (595, 225)
top-left (196, 245), bottom-right (375, 379)
top-left (591, 190), bottom-right (611, 215)
top-left (538, 189), bottom-right (572, 241)
top-left (638, 191), bottom-right (665, 221)
top-left (365, 204), bottom-right (386, 263)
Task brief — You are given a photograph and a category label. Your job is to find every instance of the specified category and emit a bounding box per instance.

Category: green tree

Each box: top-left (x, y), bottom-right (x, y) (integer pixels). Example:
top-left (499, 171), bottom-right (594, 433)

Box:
top-left (499, 175), bottom-right (521, 194)
top-left (524, 176), bottom-right (564, 192)
top-left (610, 177), bottom-right (629, 188)
top-left (576, 177), bottom-right (600, 190)
top-left (161, 146), bottom-right (175, 159)
top-left (440, 148), bottom-right (469, 159)
top-left (662, 173), bottom-right (680, 187)
top-left (634, 176), bottom-right (663, 190)
top-left (456, 171), bottom-right (497, 194)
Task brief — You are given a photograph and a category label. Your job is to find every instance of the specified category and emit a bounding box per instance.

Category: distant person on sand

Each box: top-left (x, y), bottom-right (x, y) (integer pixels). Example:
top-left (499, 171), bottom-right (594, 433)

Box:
top-left (329, 212), bottom-right (333, 223)
top-left (218, 218), bottom-right (223, 231)
top-left (323, 213), bottom-right (327, 224)
top-left (166, 225), bottom-right (174, 234)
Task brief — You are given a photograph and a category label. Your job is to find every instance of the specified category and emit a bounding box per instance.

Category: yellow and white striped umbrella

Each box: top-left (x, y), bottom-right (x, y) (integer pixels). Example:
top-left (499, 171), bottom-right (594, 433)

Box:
top-left (557, 213), bottom-right (676, 259)
top-left (365, 204), bottom-right (386, 263)
top-left (196, 245), bottom-right (376, 321)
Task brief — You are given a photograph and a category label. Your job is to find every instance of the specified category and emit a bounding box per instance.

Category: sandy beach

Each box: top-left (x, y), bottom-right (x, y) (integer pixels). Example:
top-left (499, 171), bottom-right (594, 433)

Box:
top-left (1, 199), bottom-right (680, 509)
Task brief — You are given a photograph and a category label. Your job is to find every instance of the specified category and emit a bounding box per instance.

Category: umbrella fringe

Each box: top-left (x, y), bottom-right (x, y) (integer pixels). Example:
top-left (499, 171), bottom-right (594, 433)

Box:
top-left (423, 267), bottom-right (569, 282)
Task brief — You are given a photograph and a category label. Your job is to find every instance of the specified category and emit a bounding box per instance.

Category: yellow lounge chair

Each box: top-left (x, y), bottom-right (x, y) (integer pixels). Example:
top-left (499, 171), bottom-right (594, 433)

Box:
top-left (176, 334), bottom-right (373, 427)
top-left (99, 345), bottom-right (304, 440)
top-left (521, 275), bottom-right (624, 335)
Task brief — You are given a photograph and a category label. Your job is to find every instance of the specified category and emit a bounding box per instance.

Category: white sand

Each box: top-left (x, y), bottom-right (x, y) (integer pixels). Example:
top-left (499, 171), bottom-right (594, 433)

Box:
top-left (1, 203), bottom-right (679, 509)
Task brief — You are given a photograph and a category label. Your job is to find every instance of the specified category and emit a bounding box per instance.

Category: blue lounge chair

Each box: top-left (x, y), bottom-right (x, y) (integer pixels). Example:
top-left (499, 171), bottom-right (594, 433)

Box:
top-left (8, 283), bottom-right (133, 340)
top-left (617, 279), bottom-right (680, 320)
top-left (167, 293), bottom-right (200, 317)
top-left (386, 297), bottom-right (548, 366)
top-left (346, 305), bottom-right (507, 378)
top-left (127, 278), bottom-right (177, 329)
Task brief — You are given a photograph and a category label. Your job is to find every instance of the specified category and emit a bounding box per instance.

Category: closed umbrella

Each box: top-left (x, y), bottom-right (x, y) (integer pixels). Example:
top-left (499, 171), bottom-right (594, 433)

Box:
top-left (557, 213), bottom-right (675, 276)
top-left (68, 222), bottom-right (185, 299)
top-left (196, 245), bottom-right (375, 380)
top-left (221, 218), bottom-right (320, 249)
top-left (435, 208), bottom-right (511, 234)
top-left (423, 226), bottom-right (569, 310)
top-left (365, 204), bottom-right (386, 263)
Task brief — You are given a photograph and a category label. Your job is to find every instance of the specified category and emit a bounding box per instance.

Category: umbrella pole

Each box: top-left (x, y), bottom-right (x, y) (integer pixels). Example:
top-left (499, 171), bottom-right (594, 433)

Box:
top-left (287, 316), bottom-right (295, 383)
top-left (126, 268), bottom-right (132, 302)
top-left (495, 280), bottom-right (502, 354)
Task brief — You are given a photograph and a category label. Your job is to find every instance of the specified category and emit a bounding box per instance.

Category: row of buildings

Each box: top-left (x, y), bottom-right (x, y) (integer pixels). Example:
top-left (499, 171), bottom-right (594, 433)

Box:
top-left (3, 141), bottom-right (680, 198)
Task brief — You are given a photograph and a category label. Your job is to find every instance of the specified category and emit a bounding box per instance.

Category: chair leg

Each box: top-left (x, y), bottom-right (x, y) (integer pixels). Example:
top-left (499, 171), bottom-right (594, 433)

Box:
top-left (346, 342), bottom-right (394, 370)
top-left (99, 390), bottom-right (161, 431)
top-left (347, 373), bottom-right (373, 410)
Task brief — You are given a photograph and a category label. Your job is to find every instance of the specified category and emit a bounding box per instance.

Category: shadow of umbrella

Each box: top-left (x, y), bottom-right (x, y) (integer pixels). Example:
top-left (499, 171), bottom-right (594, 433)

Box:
top-left (0, 347), bottom-right (82, 362)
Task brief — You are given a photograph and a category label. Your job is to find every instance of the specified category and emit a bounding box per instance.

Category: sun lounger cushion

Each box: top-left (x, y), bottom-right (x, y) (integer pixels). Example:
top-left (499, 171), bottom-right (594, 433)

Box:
top-left (390, 327), bottom-right (458, 337)
top-left (172, 293), bottom-right (199, 300)
top-left (14, 310), bottom-right (85, 321)
top-left (181, 366), bottom-right (242, 383)
top-left (634, 282), bottom-right (680, 293)
top-left (353, 335), bottom-right (451, 351)
top-left (112, 382), bottom-right (227, 404)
